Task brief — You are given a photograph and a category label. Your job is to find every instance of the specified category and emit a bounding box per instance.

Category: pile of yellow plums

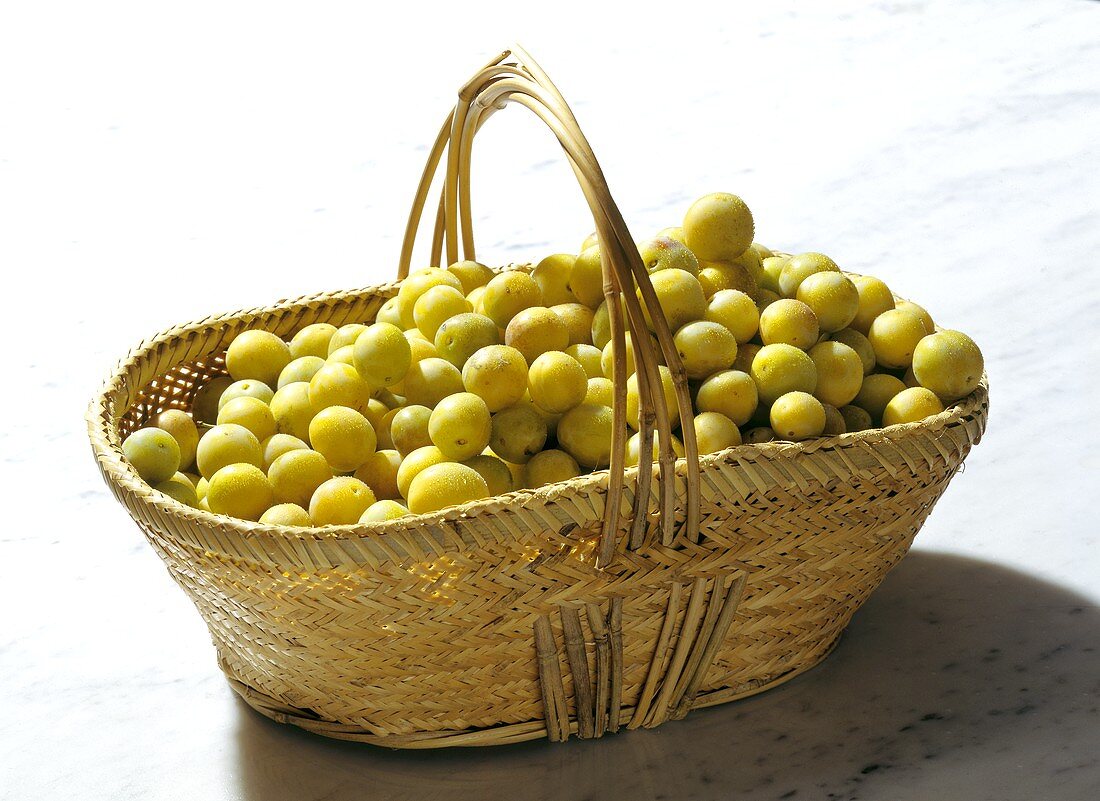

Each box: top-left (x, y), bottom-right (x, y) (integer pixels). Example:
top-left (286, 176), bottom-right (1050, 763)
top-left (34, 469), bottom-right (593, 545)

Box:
top-left (121, 191), bottom-right (984, 525)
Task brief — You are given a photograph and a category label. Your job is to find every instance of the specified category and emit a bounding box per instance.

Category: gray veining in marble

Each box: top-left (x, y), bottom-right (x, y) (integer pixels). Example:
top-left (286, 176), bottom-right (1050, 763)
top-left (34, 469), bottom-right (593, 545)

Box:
top-left (2, 0), bottom-right (1099, 799)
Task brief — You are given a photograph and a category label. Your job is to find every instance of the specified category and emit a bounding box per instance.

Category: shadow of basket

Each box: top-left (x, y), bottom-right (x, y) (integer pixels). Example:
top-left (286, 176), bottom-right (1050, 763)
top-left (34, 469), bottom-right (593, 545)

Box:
top-left (232, 550), bottom-right (1100, 801)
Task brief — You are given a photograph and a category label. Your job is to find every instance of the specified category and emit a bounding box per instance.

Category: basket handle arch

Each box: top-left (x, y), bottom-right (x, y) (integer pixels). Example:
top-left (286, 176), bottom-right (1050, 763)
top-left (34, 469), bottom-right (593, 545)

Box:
top-left (398, 46), bottom-right (702, 568)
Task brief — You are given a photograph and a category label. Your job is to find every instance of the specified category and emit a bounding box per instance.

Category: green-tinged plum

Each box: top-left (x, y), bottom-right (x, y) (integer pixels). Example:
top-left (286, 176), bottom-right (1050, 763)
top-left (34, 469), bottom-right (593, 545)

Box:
top-left (153, 409), bottom-right (199, 471)
top-left (407, 463), bottom-right (489, 514)
top-left (395, 445), bottom-right (448, 499)
top-left (697, 260), bottom-right (757, 298)
top-left (259, 503), bottom-right (311, 526)
top-left (696, 370), bottom-right (758, 426)
top-left (557, 403), bottom-right (614, 468)
top-left (226, 330), bottom-right (291, 387)
top-left (309, 476), bottom-right (375, 525)
top-left (196, 423), bottom-right (262, 479)
top-left (641, 268), bottom-right (707, 333)
top-left (506, 306), bottom-right (569, 364)
top-left (328, 324), bottom-right (368, 355)
top-left (590, 298), bottom-right (618, 350)
top-left (531, 254), bottom-right (578, 305)
top-left (353, 322), bottom-right (412, 388)
top-left (565, 343), bottom-right (603, 379)
top-left (489, 404), bottom-right (548, 464)
top-left (467, 286), bottom-right (487, 315)
top-left (390, 404), bottom-right (432, 456)
top-left (428, 392), bottom-right (492, 461)
top-left (308, 362), bottom-right (369, 415)
top-left (462, 454), bottom-right (514, 496)
top-left (551, 303), bottom-right (595, 347)
top-left (638, 236), bottom-right (700, 275)
top-left (362, 397), bottom-right (390, 431)
top-left (693, 411), bottom-right (742, 454)
top-left (447, 260), bottom-right (495, 294)
top-left (326, 345), bottom-right (356, 367)
top-left (895, 300), bottom-right (934, 334)
top-left (683, 192), bottom-right (754, 260)
top-left (750, 243), bottom-right (775, 260)
top-left (912, 330), bottom-right (984, 401)
top-left (796, 271), bottom-right (859, 333)
top-left (868, 309), bottom-right (929, 369)
top-left (760, 256), bottom-right (789, 294)
top-left (359, 499), bottom-right (411, 523)
top-left (376, 298), bottom-right (402, 328)
top-left (123, 427), bottom-right (181, 484)
top-left (217, 396), bottom-right (276, 442)
top-left (257, 503), bottom-right (310, 528)
top-left (656, 226), bottom-right (686, 245)
top-left (584, 377), bottom-right (614, 407)
top-left (704, 289), bottom-right (759, 343)
top-left (259, 433), bottom-right (308, 471)
top-left (402, 357), bottom-right (464, 408)
top-left (732, 342), bottom-right (761, 375)
top-left (289, 323), bottom-right (338, 360)
top-left (154, 473), bottom-right (199, 507)
top-left (778, 253), bottom-right (839, 298)
top-left (434, 312), bottom-right (500, 368)
top-left (207, 463), bottom-right (274, 521)
top-left (750, 344), bottom-right (817, 405)
top-left (524, 449), bottom-right (581, 488)
top-left (882, 387), bottom-right (945, 426)
top-left (414, 284), bottom-right (472, 341)
top-left (308, 406), bottom-right (377, 472)
top-left (808, 341), bottom-right (864, 407)
top-left (769, 391), bottom-right (826, 441)
top-left (568, 246), bottom-right (606, 308)
top-left (853, 373), bottom-right (907, 422)
top-left (601, 331), bottom-right (657, 379)
top-left (821, 404), bottom-right (847, 435)
top-left (396, 268), bottom-right (463, 329)
top-left (269, 382), bottom-right (314, 441)
top-left (481, 270), bottom-right (542, 328)
top-left (218, 379), bottom-right (275, 411)
top-left (528, 351), bottom-right (587, 413)
top-left (353, 449), bottom-right (402, 500)
top-left (376, 408), bottom-right (399, 450)
top-left (756, 289), bottom-right (781, 311)
top-left (673, 320), bottom-right (738, 380)
top-left (759, 299), bottom-right (820, 349)
top-left (831, 328), bottom-right (876, 375)
top-left (625, 429), bottom-right (684, 467)
top-left (849, 275), bottom-right (896, 334)
top-left (744, 427), bottom-right (776, 444)
top-left (461, 345), bottom-right (528, 412)
top-left (278, 356), bottom-right (326, 388)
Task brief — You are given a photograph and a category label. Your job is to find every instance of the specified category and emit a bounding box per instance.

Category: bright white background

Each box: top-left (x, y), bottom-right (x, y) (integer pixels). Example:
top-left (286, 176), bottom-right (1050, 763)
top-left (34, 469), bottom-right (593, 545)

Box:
top-left (2, 1), bottom-right (1098, 799)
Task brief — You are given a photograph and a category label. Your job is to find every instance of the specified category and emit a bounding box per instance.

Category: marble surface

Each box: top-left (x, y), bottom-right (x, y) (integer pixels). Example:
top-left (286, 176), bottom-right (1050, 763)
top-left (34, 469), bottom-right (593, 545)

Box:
top-left (3, 1), bottom-right (1099, 799)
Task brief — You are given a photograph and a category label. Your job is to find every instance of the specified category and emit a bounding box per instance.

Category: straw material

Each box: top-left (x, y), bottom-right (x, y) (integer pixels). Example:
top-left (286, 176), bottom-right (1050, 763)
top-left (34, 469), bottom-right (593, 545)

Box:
top-left (86, 47), bottom-right (989, 749)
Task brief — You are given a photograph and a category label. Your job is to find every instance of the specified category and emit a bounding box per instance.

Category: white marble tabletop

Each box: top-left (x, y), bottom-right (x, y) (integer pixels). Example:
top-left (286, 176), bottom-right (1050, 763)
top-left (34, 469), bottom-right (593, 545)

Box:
top-left (3, 1), bottom-right (1099, 799)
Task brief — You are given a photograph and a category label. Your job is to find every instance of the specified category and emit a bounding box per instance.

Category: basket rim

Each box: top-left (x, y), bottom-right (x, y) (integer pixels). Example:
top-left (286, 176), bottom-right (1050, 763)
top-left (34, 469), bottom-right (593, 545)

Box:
top-left (87, 274), bottom-right (989, 546)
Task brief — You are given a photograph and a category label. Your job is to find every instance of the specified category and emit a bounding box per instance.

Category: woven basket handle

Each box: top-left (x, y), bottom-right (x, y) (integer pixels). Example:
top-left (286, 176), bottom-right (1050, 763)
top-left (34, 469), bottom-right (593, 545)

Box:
top-left (398, 46), bottom-right (701, 568)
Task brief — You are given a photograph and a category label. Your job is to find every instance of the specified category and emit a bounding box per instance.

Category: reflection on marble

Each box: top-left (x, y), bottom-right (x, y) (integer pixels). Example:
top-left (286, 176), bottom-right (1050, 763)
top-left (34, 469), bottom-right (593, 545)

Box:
top-left (232, 553), bottom-right (1100, 801)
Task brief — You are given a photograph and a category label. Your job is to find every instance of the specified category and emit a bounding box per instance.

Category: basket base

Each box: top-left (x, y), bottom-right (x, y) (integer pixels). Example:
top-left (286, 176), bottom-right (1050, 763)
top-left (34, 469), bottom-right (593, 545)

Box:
top-left (221, 633), bottom-right (843, 749)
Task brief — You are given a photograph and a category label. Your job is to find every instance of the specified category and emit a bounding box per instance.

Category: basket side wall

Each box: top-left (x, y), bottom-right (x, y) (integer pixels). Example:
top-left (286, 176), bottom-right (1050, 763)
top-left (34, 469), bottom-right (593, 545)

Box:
top-left (89, 277), bottom-right (988, 744)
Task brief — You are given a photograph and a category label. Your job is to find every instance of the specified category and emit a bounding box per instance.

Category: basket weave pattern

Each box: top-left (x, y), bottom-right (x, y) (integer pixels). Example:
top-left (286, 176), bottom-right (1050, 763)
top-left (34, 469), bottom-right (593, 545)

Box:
top-left (88, 47), bottom-right (988, 748)
top-left (91, 277), bottom-right (987, 747)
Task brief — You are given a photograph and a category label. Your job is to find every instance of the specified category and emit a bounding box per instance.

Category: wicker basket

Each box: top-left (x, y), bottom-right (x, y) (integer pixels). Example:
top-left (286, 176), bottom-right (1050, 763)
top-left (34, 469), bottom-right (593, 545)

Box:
top-left (87, 47), bottom-right (988, 748)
